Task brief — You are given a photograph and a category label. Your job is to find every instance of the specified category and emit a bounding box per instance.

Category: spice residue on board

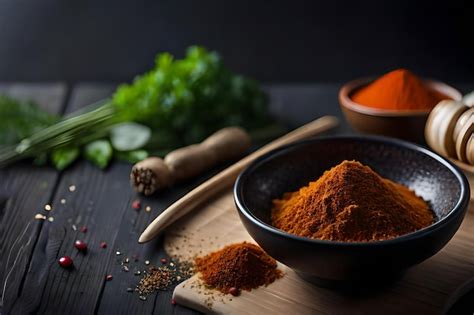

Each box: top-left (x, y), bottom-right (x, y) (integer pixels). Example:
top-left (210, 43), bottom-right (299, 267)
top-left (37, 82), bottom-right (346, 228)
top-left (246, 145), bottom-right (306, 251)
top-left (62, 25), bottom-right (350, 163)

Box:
top-left (194, 242), bottom-right (282, 295)
top-left (271, 160), bottom-right (434, 242)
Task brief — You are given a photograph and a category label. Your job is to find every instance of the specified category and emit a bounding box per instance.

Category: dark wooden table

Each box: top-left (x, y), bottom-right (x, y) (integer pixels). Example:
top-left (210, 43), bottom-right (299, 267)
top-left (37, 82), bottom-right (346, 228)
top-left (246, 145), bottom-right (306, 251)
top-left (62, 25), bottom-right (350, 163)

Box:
top-left (0, 82), bottom-right (472, 314)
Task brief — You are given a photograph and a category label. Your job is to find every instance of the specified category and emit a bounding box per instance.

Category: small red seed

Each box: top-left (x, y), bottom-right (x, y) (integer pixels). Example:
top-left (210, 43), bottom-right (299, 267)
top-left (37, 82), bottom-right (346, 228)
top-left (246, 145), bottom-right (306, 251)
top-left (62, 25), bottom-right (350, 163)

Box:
top-left (228, 287), bottom-right (240, 296)
top-left (100, 242), bottom-right (107, 249)
top-left (105, 274), bottom-right (113, 281)
top-left (80, 226), bottom-right (88, 233)
top-left (160, 258), bottom-right (167, 264)
top-left (171, 298), bottom-right (177, 305)
top-left (132, 200), bottom-right (141, 209)
top-left (58, 256), bottom-right (73, 268)
top-left (74, 240), bottom-right (87, 251)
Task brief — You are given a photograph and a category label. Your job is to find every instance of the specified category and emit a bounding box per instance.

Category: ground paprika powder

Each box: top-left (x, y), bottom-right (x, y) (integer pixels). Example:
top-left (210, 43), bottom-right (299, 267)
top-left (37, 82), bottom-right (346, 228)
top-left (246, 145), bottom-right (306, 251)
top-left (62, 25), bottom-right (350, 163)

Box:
top-left (351, 68), bottom-right (447, 110)
top-left (195, 242), bottom-right (282, 294)
top-left (271, 161), bottom-right (434, 242)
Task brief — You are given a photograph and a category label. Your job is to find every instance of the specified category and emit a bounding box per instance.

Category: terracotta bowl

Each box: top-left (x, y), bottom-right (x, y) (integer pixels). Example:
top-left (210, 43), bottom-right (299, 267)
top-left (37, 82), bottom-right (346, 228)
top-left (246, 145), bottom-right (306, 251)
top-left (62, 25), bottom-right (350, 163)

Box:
top-left (339, 78), bottom-right (462, 143)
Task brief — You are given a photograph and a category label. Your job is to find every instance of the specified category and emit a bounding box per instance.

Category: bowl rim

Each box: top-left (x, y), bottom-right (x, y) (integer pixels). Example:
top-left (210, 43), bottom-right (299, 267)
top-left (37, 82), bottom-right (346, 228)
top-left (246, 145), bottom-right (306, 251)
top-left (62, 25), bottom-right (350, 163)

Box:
top-left (234, 135), bottom-right (471, 247)
top-left (339, 77), bottom-right (463, 117)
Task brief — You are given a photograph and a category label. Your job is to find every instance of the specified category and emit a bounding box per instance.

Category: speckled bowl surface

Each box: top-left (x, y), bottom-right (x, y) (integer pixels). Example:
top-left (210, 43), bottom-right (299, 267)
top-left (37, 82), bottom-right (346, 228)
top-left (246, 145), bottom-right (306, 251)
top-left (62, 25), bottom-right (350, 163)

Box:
top-left (234, 136), bottom-right (470, 289)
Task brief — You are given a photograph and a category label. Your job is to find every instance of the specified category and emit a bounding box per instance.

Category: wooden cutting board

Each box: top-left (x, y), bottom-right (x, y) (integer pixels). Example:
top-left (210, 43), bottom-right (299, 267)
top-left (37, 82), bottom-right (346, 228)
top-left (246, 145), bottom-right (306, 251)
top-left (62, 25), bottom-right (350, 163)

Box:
top-left (164, 191), bottom-right (474, 314)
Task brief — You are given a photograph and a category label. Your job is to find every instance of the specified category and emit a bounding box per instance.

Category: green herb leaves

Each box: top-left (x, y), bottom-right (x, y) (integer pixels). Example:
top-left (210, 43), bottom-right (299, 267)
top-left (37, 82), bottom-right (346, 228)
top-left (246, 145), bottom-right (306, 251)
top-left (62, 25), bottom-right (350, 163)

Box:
top-left (0, 46), bottom-right (270, 170)
top-left (110, 123), bottom-right (151, 151)
top-left (0, 95), bottom-right (58, 146)
top-left (51, 147), bottom-right (80, 170)
top-left (112, 46), bottom-right (270, 146)
top-left (84, 140), bottom-right (113, 169)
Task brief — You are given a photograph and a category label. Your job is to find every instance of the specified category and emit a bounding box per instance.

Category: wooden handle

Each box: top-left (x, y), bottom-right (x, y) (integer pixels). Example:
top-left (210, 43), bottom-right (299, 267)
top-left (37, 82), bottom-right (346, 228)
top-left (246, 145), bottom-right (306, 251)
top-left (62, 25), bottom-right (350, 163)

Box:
top-left (138, 116), bottom-right (339, 243)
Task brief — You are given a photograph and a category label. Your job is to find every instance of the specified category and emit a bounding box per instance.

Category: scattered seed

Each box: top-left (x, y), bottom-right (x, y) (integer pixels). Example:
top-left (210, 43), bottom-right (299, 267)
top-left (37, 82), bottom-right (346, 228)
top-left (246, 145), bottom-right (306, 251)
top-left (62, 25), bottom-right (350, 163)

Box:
top-left (58, 256), bottom-right (73, 268)
top-left (126, 287), bottom-right (134, 292)
top-left (105, 275), bottom-right (113, 281)
top-left (116, 251), bottom-right (122, 256)
top-left (80, 226), bottom-right (88, 233)
top-left (100, 242), bottom-right (107, 248)
top-left (132, 200), bottom-right (141, 210)
top-left (145, 206), bottom-right (151, 212)
top-left (122, 266), bottom-right (129, 272)
top-left (74, 240), bottom-right (87, 251)
top-left (229, 287), bottom-right (240, 296)
top-left (144, 260), bottom-right (150, 265)
top-left (124, 258), bottom-right (129, 263)
top-left (139, 296), bottom-right (147, 301)
top-left (69, 185), bottom-right (76, 192)
top-left (134, 271), bottom-right (141, 276)
top-left (44, 204), bottom-right (52, 211)
top-left (171, 298), bottom-right (177, 305)
top-left (35, 214), bottom-right (46, 220)
top-left (60, 199), bottom-right (66, 204)
top-left (72, 224), bottom-right (77, 231)
top-left (47, 217), bottom-right (54, 222)
top-left (160, 258), bottom-right (167, 264)
top-left (169, 262), bottom-right (174, 267)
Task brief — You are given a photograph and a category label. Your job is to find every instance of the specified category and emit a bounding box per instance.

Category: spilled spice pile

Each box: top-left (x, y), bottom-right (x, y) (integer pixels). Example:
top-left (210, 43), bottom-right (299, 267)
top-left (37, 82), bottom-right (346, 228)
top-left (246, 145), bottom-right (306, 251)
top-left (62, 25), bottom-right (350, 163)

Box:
top-left (271, 160), bottom-right (434, 242)
top-left (195, 242), bottom-right (282, 295)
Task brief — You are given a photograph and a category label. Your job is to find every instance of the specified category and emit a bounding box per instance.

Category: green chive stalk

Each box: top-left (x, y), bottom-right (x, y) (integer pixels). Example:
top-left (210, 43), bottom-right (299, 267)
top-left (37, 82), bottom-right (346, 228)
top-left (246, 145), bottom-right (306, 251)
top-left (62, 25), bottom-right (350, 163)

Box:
top-left (0, 102), bottom-right (118, 166)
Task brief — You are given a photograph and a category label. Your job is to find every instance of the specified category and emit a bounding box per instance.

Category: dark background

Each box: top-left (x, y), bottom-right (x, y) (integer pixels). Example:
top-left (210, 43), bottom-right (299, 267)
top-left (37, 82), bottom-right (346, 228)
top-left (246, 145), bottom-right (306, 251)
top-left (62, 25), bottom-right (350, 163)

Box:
top-left (0, 0), bottom-right (473, 84)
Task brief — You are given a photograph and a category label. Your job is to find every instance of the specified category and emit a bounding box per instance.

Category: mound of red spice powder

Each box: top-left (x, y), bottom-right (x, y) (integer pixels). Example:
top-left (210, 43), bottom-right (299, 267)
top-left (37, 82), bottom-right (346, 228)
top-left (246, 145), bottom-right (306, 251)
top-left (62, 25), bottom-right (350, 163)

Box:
top-left (194, 242), bottom-right (282, 294)
top-left (271, 161), bottom-right (434, 242)
top-left (351, 68), bottom-right (447, 111)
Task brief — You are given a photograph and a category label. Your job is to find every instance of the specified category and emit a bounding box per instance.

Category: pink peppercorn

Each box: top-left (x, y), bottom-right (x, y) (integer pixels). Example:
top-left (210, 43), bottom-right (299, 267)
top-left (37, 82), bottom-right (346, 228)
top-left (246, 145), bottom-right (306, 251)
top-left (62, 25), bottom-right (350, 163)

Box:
top-left (132, 200), bottom-right (141, 209)
top-left (74, 240), bottom-right (87, 251)
top-left (58, 256), bottom-right (73, 268)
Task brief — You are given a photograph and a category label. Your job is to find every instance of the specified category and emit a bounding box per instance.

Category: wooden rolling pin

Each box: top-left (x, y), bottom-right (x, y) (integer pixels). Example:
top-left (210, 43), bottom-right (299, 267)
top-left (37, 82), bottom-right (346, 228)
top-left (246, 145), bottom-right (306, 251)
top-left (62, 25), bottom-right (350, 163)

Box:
top-left (139, 116), bottom-right (338, 243)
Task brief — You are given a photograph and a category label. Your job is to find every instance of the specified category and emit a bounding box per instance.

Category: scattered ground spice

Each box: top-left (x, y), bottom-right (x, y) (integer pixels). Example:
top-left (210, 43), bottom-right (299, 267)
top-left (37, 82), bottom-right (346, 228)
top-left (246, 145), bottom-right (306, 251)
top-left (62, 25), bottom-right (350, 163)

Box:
top-left (194, 242), bottom-right (282, 294)
top-left (136, 266), bottom-right (174, 295)
top-left (271, 160), bottom-right (434, 242)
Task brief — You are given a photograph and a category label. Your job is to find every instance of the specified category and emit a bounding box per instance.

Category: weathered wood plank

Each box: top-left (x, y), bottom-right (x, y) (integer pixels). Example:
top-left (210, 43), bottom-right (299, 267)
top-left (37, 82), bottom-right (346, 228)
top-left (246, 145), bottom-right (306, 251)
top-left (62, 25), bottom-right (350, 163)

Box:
top-left (0, 83), bottom-right (67, 313)
top-left (8, 84), bottom-right (194, 314)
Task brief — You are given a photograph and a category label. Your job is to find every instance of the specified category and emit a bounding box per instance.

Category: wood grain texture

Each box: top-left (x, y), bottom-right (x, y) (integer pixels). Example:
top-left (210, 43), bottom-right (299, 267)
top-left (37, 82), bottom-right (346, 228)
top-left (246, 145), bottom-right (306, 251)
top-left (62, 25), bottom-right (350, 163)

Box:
top-left (7, 84), bottom-right (200, 314)
top-left (169, 190), bottom-right (474, 315)
top-left (2, 82), bottom-right (473, 314)
top-left (0, 83), bottom-right (66, 313)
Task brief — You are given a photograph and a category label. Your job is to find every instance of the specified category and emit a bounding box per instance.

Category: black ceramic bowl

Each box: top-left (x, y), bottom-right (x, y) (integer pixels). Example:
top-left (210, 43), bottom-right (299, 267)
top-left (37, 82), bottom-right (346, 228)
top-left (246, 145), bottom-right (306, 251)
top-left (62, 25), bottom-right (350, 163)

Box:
top-left (234, 136), bottom-right (470, 289)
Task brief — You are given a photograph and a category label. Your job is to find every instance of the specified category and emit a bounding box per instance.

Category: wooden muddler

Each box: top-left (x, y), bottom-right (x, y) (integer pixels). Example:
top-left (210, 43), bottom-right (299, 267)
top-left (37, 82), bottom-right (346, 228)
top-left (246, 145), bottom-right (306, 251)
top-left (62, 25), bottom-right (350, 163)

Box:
top-left (138, 116), bottom-right (339, 243)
